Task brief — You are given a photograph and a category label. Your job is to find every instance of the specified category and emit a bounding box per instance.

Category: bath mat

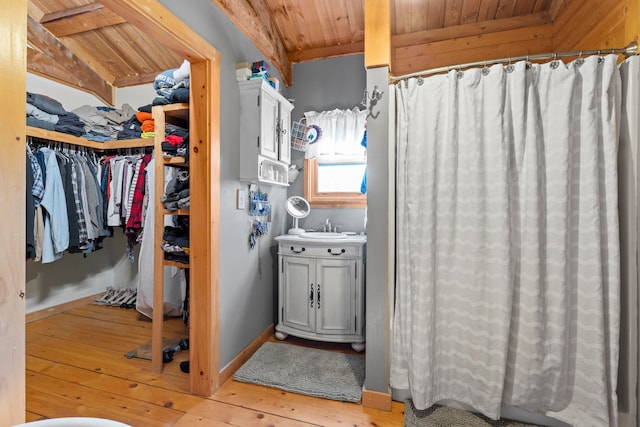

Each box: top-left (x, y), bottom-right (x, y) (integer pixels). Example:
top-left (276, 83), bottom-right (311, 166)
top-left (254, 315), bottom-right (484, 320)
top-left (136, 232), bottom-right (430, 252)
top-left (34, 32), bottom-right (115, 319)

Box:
top-left (404, 400), bottom-right (544, 427)
top-left (233, 341), bottom-right (365, 402)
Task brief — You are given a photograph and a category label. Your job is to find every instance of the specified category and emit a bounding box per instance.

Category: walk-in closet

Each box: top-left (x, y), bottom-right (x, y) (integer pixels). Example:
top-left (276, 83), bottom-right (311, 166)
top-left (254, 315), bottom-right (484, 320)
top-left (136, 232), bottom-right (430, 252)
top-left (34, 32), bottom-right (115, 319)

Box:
top-left (1, 2), bottom-right (221, 424)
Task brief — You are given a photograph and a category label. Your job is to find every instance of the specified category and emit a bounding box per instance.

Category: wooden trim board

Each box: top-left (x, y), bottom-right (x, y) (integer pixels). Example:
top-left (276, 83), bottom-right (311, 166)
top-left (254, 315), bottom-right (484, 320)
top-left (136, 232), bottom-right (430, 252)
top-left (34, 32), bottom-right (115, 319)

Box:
top-left (362, 389), bottom-right (392, 411)
top-left (1, 1), bottom-right (27, 423)
top-left (25, 293), bottom-right (103, 324)
top-left (218, 325), bottom-right (274, 386)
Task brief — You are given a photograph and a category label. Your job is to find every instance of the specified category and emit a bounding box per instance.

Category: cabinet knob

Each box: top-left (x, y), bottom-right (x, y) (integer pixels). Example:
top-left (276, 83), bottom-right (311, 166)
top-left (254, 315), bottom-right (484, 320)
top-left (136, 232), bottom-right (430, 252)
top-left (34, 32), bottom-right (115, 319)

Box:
top-left (291, 246), bottom-right (305, 253)
top-left (327, 248), bottom-right (346, 255)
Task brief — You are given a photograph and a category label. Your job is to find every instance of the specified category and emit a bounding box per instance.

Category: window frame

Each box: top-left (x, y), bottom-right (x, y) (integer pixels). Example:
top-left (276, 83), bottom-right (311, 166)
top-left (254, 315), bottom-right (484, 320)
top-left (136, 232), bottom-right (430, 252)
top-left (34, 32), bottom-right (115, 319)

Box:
top-left (303, 158), bottom-right (367, 208)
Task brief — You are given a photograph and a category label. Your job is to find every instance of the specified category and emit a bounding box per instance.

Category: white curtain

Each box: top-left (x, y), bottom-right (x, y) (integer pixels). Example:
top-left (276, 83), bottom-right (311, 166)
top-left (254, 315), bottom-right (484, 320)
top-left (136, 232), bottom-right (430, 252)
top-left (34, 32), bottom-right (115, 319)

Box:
top-left (619, 55), bottom-right (640, 427)
top-left (391, 55), bottom-right (622, 427)
top-left (304, 108), bottom-right (366, 160)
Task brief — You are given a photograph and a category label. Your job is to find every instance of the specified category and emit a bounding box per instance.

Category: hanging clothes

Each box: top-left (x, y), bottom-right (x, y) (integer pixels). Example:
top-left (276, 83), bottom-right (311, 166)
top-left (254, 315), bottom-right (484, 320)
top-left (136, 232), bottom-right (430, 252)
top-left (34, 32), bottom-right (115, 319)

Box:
top-left (136, 158), bottom-right (185, 318)
top-left (38, 147), bottom-right (69, 263)
top-left (25, 143), bottom-right (152, 263)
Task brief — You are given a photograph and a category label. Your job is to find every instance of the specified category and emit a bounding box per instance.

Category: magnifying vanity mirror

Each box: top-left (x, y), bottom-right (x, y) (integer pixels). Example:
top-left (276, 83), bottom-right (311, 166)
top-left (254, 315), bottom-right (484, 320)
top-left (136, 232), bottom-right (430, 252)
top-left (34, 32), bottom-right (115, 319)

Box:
top-left (286, 196), bottom-right (310, 234)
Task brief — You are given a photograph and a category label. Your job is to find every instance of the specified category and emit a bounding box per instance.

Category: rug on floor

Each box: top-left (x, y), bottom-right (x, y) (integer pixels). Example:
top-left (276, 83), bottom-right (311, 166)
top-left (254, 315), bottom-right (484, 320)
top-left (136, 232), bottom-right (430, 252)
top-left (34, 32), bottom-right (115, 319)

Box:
top-left (404, 401), bottom-right (544, 427)
top-left (233, 341), bottom-right (365, 403)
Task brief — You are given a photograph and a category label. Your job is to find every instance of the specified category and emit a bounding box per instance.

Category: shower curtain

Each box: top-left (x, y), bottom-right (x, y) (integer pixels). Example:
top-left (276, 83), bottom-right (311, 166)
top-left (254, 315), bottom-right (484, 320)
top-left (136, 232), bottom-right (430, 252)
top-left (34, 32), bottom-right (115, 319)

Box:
top-left (391, 54), bottom-right (623, 427)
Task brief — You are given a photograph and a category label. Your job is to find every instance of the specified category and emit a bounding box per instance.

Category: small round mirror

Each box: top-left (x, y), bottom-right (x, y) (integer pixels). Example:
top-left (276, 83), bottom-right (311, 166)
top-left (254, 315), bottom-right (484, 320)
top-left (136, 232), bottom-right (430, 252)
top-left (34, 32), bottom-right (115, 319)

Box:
top-left (286, 196), bottom-right (310, 234)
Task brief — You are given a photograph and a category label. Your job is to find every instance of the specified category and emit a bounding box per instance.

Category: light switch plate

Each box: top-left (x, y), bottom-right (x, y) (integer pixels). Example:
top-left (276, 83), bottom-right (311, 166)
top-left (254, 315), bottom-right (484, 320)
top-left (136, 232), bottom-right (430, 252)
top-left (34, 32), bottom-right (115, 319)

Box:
top-left (236, 189), bottom-right (247, 210)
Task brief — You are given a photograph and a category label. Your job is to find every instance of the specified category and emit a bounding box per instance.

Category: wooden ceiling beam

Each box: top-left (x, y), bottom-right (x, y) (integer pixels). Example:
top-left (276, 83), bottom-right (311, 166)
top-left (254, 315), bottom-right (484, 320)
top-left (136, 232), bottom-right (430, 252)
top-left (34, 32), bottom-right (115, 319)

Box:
top-left (98, 0), bottom-right (219, 63)
top-left (393, 11), bottom-right (552, 48)
top-left (27, 48), bottom-right (114, 105)
top-left (27, 1), bottom-right (45, 23)
top-left (365, 0), bottom-right (391, 69)
top-left (288, 41), bottom-right (364, 64)
top-left (113, 71), bottom-right (160, 87)
top-left (42, 7), bottom-right (127, 37)
top-left (26, 16), bottom-right (114, 105)
top-left (40, 3), bottom-right (104, 23)
top-left (549, 0), bottom-right (567, 20)
top-left (209, 0), bottom-right (292, 86)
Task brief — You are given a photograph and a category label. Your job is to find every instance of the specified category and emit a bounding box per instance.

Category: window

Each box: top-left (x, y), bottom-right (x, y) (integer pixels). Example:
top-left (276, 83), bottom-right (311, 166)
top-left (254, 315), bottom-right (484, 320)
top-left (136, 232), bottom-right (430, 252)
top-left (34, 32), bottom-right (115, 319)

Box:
top-left (304, 159), bottom-right (367, 208)
top-left (302, 108), bottom-right (367, 209)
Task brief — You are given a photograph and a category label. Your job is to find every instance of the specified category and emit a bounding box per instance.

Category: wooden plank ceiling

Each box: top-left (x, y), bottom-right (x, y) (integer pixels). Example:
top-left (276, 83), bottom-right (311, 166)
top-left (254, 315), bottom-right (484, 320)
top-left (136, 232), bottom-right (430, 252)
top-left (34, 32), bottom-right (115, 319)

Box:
top-left (27, 0), bottom-right (184, 105)
top-left (27, 0), bottom-right (565, 102)
top-left (217, 0), bottom-right (562, 84)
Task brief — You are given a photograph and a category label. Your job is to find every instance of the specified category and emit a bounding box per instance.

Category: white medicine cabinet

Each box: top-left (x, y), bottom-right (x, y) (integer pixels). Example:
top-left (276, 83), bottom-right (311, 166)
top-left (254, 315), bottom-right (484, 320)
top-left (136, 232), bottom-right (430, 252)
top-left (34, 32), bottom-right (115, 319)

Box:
top-left (239, 79), bottom-right (293, 186)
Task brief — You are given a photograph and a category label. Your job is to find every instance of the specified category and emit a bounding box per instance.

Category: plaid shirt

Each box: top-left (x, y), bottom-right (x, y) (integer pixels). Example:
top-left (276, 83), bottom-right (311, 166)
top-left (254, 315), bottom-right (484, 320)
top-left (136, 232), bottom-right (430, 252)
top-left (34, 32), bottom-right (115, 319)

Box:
top-left (71, 160), bottom-right (88, 246)
top-left (126, 153), bottom-right (152, 229)
top-left (28, 151), bottom-right (44, 207)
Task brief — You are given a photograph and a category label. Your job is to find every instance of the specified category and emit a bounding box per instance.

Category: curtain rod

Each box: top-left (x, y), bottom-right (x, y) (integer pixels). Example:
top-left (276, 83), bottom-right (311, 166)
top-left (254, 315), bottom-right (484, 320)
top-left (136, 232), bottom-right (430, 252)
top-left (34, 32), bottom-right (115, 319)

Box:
top-left (389, 41), bottom-right (638, 83)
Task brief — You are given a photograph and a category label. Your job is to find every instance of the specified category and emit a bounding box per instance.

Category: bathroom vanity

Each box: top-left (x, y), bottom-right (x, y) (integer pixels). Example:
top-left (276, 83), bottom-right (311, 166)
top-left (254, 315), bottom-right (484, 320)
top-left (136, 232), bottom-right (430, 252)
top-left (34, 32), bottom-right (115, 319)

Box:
top-left (275, 233), bottom-right (366, 351)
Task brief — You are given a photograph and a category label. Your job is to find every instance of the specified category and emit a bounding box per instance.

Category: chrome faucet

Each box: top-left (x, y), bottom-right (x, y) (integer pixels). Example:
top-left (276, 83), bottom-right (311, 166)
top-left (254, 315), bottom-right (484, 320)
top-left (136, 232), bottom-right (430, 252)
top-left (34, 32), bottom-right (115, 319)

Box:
top-left (325, 218), bottom-right (332, 232)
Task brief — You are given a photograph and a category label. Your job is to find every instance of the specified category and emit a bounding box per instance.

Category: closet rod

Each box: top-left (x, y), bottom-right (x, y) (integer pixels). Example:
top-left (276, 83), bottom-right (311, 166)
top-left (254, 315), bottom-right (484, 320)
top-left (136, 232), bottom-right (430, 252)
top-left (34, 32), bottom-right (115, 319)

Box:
top-left (389, 40), bottom-right (638, 83)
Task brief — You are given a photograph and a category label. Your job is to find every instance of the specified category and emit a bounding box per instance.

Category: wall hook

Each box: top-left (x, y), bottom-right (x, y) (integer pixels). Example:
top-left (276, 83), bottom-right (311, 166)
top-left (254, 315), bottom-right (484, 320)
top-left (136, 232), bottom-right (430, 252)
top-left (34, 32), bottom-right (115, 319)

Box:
top-left (362, 85), bottom-right (384, 119)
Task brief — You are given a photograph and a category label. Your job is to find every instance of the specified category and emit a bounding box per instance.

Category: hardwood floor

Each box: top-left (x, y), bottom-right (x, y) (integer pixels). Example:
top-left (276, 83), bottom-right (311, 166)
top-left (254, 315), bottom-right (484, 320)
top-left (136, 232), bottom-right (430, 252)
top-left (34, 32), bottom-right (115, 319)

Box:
top-left (26, 304), bottom-right (405, 426)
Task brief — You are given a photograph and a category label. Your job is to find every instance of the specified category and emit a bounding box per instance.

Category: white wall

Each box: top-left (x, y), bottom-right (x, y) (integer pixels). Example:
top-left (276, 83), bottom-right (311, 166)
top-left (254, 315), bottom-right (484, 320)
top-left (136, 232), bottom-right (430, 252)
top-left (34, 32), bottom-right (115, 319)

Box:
top-left (27, 74), bottom-right (104, 111)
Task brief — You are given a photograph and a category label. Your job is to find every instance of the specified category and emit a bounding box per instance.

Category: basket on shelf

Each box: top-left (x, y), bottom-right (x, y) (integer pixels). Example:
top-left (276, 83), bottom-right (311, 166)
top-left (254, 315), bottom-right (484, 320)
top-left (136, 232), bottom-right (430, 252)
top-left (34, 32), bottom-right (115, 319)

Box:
top-left (290, 118), bottom-right (321, 152)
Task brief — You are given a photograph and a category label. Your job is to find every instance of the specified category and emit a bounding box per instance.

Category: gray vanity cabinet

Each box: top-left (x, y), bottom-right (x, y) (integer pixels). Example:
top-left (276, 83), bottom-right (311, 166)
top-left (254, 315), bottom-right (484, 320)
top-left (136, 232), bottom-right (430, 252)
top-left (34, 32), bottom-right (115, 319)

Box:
top-left (275, 235), bottom-right (366, 351)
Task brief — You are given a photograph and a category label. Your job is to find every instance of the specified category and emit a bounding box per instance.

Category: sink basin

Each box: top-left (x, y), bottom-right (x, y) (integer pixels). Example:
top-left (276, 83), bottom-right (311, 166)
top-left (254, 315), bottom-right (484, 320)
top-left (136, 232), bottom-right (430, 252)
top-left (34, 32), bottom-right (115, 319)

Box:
top-left (299, 232), bottom-right (348, 239)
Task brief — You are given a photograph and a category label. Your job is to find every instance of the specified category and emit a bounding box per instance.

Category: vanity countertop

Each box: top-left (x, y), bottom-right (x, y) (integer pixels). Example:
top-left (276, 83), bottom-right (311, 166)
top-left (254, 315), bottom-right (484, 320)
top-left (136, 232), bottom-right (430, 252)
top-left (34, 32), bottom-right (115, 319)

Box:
top-left (276, 233), bottom-right (367, 244)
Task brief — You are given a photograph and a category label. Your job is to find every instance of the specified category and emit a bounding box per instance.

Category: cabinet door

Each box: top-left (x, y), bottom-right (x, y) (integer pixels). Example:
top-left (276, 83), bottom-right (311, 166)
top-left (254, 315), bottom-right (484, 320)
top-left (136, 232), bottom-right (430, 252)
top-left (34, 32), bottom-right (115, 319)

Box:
top-left (278, 101), bottom-right (293, 164)
top-left (315, 259), bottom-right (356, 335)
top-left (259, 89), bottom-right (279, 160)
top-left (281, 256), bottom-right (315, 333)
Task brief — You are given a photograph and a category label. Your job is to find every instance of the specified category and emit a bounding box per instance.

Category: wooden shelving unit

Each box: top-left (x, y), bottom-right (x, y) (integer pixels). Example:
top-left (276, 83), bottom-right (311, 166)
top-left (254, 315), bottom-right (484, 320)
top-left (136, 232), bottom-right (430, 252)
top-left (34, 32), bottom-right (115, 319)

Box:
top-left (152, 103), bottom-right (191, 373)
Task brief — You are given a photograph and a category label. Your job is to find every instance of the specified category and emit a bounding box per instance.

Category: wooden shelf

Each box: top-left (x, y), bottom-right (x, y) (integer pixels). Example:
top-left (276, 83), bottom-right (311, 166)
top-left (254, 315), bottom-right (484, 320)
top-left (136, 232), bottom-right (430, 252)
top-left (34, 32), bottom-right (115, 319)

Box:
top-left (163, 259), bottom-right (189, 269)
top-left (26, 126), bottom-right (153, 150)
top-left (163, 209), bottom-right (190, 215)
top-left (163, 156), bottom-right (188, 166)
top-left (159, 103), bottom-right (189, 128)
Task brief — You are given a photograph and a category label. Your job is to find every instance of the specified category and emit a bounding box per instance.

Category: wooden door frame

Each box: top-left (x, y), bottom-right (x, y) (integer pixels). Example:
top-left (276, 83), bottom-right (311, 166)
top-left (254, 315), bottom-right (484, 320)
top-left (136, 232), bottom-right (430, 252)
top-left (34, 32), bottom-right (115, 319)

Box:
top-left (93, 0), bottom-right (223, 398)
top-left (1, 0), bottom-right (27, 424)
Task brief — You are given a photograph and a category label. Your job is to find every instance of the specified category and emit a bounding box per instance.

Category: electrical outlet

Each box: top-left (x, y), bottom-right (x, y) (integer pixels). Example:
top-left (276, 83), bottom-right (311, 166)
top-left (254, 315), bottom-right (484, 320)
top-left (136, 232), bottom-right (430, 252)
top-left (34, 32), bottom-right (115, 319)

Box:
top-left (236, 189), bottom-right (247, 210)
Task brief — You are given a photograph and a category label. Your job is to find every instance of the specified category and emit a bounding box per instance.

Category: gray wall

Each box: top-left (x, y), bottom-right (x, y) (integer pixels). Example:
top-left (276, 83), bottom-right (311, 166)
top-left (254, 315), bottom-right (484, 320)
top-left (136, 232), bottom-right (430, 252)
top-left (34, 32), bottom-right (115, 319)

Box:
top-left (364, 67), bottom-right (392, 394)
top-left (287, 55), bottom-right (368, 233)
top-left (287, 57), bottom-right (388, 394)
top-left (161, 1), bottom-right (374, 374)
top-left (159, 0), bottom-right (288, 369)
top-left (25, 0), bottom-right (384, 383)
